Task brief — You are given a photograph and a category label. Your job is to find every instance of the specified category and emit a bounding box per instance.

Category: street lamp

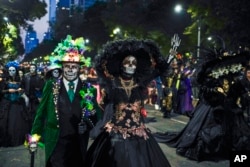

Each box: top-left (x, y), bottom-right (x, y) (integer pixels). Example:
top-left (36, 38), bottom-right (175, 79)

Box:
top-left (113, 27), bottom-right (120, 35)
top-left (111, 27), bottom-right (122, 39)
top-left (197, 17), bottom-right (201, 58)
top-left (174, 4), bottom-right (183, 13)
top-left (174, 4), bottom-right (201, 59)
top-left (85, 39), bottom-right (89, 44)
top-left (206, 35), bottom-right (225, 51)
top-left (3, 17), bottom-right (8, 22)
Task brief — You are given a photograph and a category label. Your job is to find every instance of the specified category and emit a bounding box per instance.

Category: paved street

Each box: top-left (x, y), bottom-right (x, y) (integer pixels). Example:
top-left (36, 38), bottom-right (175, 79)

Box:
top-left (0, 104), bottom-right (229, 167)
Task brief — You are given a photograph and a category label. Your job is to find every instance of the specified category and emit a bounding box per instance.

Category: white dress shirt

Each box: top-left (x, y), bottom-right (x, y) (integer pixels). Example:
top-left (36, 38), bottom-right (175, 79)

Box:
top-left (63, 78), bottom-right (78, 93)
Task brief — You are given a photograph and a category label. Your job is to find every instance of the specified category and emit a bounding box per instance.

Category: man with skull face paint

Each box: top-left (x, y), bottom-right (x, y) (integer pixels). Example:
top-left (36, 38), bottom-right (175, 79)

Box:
top-left (31, 35), bottom-right (101, 167)
top-left (0, 61), bottom-right (29, 147)
top-left (86, 38), bottom-right (171, 167)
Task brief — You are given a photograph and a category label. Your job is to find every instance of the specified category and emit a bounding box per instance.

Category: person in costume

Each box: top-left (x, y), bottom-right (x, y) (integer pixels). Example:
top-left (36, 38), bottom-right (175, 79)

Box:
top-left (0, 61), bottom-right (29, 147)
top-left (86, 38), bottom-right (171, 167)
top-left (44, 56), bottom-right (62, 81)
top-left (237, 65), bottom-right (250, 125)
top-left (161, 72), bottom-right (175, 118)
top-left (153, 50), bottom-right (250, 161)
top-left (174, 61), bottom-right (194, 116)
top-left (226, 62), bottom-right (250, 151)
top-left (23, 63), bottom-right (45, 130)
top-left (30, 35), bottom-right (101, 167)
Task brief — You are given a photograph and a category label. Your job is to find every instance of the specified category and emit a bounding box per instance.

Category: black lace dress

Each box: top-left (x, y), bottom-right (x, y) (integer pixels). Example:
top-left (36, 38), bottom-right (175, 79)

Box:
top-left (0, 81), bottom-right (29, 147)
top-left (153, 78), bottom-right (232, 161)
top-left (87, 77), bottom-right (171, 167)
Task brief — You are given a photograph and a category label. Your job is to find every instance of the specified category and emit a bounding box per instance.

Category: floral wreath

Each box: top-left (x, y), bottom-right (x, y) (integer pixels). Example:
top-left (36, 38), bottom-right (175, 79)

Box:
top-left (208, 63), bottom-right (243, 79)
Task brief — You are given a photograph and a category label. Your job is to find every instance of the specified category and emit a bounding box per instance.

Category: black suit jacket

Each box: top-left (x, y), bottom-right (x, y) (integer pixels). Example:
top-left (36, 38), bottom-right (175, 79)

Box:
top-left (58, 79), bottom-right (83, 137)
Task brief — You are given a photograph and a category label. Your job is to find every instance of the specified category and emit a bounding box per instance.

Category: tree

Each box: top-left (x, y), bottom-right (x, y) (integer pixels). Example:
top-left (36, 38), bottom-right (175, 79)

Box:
top-left (97, 0), bottom-right (191, 55)
top-left (185, 0), bottom-right (250, 53)
top-left (0, 0), bottom-right (47, 62)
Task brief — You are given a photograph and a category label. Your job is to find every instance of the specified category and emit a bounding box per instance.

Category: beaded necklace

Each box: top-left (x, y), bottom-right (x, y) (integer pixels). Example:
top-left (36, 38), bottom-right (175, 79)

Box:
top-left (52, 79), bottom-right (61, 127)
top-left (52, 79), bottom-right (96, 128)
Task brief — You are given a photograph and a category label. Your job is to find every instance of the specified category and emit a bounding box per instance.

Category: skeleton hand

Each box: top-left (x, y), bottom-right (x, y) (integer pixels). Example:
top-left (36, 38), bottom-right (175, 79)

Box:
top-left (171, 34), bottom-right (181, 51)
top-left (166, 34), bottom-right (181, 64)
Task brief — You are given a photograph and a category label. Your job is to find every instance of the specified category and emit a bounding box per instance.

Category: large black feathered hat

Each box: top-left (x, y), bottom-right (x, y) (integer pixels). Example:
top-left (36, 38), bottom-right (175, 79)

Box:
top-left (197, 51), bottom-right (250, 84)
top-left (95, 38), bottom-right (164, 80)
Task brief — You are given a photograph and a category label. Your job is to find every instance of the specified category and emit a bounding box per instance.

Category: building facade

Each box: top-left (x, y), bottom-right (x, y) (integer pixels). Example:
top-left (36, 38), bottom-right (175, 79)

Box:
top-left (25, 30), bottom-right (39, 54)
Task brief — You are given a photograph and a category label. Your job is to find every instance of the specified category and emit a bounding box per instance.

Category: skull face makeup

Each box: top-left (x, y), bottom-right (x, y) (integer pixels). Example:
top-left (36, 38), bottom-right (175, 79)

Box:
top-left (63, 63), bottom-right (80, 81)
top-left (30, 65), bottom-right (36, 74)
top-left (52, 69), bottom-right (60, 78)
top-left (122, 55), bottom-right (137, 75)
top-left (8, 66), bottom-right (16, 77)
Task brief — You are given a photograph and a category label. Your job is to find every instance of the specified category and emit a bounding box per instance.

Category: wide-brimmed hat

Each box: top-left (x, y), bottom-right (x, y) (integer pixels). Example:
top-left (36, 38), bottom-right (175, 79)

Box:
top-left (45, 55), bottom-right (62, 71)
top-left (95, 38), bottom-right (165, 80)
top-left (51, 35), bottom-right (91, 67)
top-left (197, 51), bottom-right (250, 84)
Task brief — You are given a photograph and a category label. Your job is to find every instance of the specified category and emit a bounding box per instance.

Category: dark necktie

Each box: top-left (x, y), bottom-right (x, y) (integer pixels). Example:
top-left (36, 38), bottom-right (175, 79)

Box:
top-left (68, 81), bottom-right (75, 102)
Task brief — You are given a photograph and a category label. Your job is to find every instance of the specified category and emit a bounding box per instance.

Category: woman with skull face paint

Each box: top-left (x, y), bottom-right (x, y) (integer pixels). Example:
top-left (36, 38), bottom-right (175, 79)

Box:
top-left (0, 61), bottom-right (29, 147)
top-left (86, 38), bottom-right (171, 167)
top-left (30, 35), bottom-right (101, 167)
top-left (45, 60), bottom-right (62, 81)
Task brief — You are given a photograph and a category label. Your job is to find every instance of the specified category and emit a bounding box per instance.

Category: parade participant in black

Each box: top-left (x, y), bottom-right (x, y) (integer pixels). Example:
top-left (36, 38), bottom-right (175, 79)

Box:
top-left (0, 61), bottom-right (29, 147)
top-left (226, 62), bottom-right (250, 151)
top-left (30, 35), bottom-right (101, 167)
top-left (238, 65), bottom-right (250, 124)
top-left (86, 38), bottom-right (171, 167)
top-left (23, 63), bottom-right (45, 130)
top-left (0, 63), bottom-right (7, 100)
top-left (153, 51), bottom-right (250, 161)
top-left (161, 72), bottom-right (175, 118)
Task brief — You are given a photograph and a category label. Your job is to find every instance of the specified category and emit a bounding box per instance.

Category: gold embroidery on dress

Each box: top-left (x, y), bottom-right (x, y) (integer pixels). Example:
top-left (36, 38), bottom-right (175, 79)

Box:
top-left (105, 122), bottom-right (149, 140)
top-left (115, 102), bottom-right (141, 124)
top-left (108, 101), bottom-right (149, 140)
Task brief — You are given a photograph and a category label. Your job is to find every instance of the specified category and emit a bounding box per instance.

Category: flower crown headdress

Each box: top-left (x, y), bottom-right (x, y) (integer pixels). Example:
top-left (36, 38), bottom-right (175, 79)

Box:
top-left (51, 35), bottom-right (91, 67)
top-left (44, 55), bottom-right (62, 71)
top-left (208, 63), bottom-right (243, 79)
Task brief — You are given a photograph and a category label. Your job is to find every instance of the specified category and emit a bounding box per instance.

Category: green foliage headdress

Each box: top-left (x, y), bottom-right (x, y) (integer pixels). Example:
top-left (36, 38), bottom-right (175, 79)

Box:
top-left (51, 35), bottom-right (91, 67)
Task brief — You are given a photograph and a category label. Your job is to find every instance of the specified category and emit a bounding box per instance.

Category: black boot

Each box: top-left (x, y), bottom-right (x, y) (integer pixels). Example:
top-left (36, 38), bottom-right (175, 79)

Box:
top-left (163, 110), bottom-right (171, 118)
